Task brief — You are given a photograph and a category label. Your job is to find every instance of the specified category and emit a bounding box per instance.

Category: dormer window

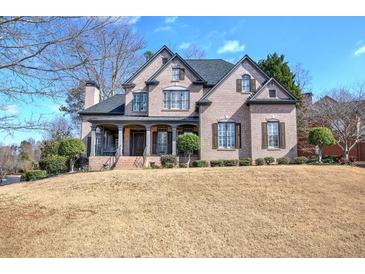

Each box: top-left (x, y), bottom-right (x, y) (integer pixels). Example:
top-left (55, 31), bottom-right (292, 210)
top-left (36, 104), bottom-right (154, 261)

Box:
top-left (269, 89), bottom-right (277, 98)
top-left (242, 74), bottom-right (251, 92)
top-left (172, 68), bottom-right (185, 81)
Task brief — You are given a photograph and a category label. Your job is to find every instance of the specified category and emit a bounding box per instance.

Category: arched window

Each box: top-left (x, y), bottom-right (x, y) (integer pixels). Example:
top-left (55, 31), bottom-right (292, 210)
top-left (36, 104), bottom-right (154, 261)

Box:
top-left (242, 74), bottom-right (251, 92)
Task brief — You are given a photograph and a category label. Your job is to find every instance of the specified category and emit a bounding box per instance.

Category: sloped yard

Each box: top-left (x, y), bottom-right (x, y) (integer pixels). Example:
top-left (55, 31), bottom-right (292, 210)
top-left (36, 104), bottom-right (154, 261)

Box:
top-left (0, 165), bottom-right (364, 257)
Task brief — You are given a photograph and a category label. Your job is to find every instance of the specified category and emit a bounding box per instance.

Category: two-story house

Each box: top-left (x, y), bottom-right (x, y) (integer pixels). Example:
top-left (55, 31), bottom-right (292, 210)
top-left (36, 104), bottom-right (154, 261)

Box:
top-left (79, 45), bottom-right (298, 170)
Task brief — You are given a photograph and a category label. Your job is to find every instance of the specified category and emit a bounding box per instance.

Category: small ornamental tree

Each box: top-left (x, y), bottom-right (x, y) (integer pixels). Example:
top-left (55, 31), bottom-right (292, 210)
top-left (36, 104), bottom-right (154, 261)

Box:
top-left (308, 127), bottom-right (335, 163)
top-left (176, 133), bottom-right (200, 168)
top-left (58, 138), bottom-right (85, 172)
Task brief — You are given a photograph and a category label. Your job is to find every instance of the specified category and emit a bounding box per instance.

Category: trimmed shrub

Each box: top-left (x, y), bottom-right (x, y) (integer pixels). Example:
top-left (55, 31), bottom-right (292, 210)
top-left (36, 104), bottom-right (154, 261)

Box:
top-left (239, 158), bottom-right (252, 166)
top-left (210, 160), bottom-right (224, 167)
top-left (222, 159), bottom-right (238, 166)
top-left (58, 138), bottom-right (85, 172)
top-left (39, 155), bottom-right (67, 175)
top-left (179, 163), bottom-right (188, 168)
top-left (264, 157), bottom-right (275, 165)
top-left (21, 170), bottom-right (48, 181)
top-left (255, 158), bottom-right (265, 165)
top-left (306, 155), bottom-right (319, 164)
top-left (160, 155), bottom-right (177, 168)
top-left (294, 156), bottom-right (307, 164)
top-left (277, 157), bottom-right (290, 165)
top-left (192, 160), bottom-right (209, 167)
top-left (322, 156), bottom-right (336, 164)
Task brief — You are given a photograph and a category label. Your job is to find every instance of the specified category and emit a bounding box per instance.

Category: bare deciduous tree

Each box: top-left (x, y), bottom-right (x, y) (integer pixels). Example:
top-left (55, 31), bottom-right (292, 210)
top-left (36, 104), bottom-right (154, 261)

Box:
top-left (0, 16), bottom-right (116, 132)
top-left (182, 44), bottom-right (206, 59)
top-left (293, 63), bottom-right (312, 92)
top-left (0, 145), bottom-right (17, 178)
top-left (310, 84), bottom-right (365, 160)
top-left (44, 116), bottom-right (74, 141)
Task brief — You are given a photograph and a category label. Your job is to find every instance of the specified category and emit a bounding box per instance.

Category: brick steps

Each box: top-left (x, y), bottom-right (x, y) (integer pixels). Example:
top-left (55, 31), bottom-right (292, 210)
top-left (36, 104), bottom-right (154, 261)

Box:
top-left (113, 156), bottom-right (144, 169)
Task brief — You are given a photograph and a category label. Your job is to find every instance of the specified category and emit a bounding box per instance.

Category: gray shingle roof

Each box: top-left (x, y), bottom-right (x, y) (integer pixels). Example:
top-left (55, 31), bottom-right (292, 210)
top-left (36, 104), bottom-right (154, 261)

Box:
top-left (186, 59), bottom-right (235, 86)
top-left (79, 94), bottom-right (124, 115)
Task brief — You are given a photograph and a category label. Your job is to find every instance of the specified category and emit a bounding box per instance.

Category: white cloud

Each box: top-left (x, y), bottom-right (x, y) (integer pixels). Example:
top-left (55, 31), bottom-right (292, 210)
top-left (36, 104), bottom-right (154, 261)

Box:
top-left (179, 42), bottom-right (191, 49)
top-left (217, 40), bottom-right (245, 54)
top-left (124, 16), bottom-right (141, 25)
top-left (154, 26), bottom-right (172, 32)
top-left (165, 16), bottom-right (178, 24)
top-left (354, 45), bottom-right (365, 56)
top-left (1, 104), bottom-right (18, 115)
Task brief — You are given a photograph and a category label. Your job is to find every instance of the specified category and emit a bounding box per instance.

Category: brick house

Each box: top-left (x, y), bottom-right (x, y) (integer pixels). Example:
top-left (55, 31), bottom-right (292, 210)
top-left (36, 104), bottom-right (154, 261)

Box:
top-left (79, 45), bottom-right (298, 170)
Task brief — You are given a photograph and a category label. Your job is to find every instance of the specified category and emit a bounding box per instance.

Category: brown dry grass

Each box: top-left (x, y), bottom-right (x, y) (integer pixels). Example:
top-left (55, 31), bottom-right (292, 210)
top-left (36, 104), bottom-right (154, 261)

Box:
top-left (0, 165), bottom-right (364, 257)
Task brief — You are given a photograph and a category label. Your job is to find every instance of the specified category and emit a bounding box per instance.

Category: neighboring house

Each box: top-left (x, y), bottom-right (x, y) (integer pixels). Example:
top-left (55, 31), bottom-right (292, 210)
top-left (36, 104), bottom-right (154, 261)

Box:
top-left (298, 95), bottom-right (365, 161)
top-left (79, 45), bottom-right (298, 170)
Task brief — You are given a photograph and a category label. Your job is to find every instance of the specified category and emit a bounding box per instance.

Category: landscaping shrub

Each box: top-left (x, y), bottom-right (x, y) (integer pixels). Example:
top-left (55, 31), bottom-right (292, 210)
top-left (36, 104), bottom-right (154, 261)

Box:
top-left (210, 160), bottom-right (224, 167)
top-left (277, 157), bottom-right (290, 165)
top-left (294, 156), bottom-right (307, 164)
top-left (58, 138), bottom-right (85, 172)
top-left (306, 155), bottom-right (319, 164)
top-left (192, 160), bottom-right (208, 167)
top-left (21, 170), bottom-right (48, 181)
top-left (322, 156), bottom-right (337, 164)
top-left (179, 162), bottom-right (188, 168)
top-left (222, 159), bottom-right (238, 166)
top-left (239, 158), bottom-right (252, 166)
top-left (74, 156), bottom-right (89, 171)
top-left (39, 155), bottom-right (67, 175)
top-left (264, 157), bottom-right (275, 165)
top-left (160, 155), bottom-right (177, 168)
top-left (255, 158), bottom-right (265, 165)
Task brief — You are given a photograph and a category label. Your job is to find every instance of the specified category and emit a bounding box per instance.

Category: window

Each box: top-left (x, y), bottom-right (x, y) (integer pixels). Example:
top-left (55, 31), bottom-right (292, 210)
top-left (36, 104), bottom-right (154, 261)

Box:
top-left (267, 121), bottom-right (279, 148)
top-left (242, 74), bottom-right (251, 92)
top-left (172, 68), bottom-right (180, 81)
top-left (218, 122), bottom-right (235, 149)
top-left (157, 129), bottom-right (168, 154)
top-left (163, 90), bottom-right (189, 110)
top-left (269, 89), bottom-right (276, 98)
top-left (132, 92), bottom-right (147, 112)
top-left (162, 57), bottom-right (168, 65)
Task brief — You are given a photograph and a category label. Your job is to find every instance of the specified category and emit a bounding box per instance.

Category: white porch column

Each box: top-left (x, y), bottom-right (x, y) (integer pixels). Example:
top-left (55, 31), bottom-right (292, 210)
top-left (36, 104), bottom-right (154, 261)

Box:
top-left (145, 125), bottom-right (151, 156)
top-left (118, 125), bottom-right (124, 156)
top-left (172, 126), bottom-right (177, 156)
top-left (90, 125), bottom-right (96, 156)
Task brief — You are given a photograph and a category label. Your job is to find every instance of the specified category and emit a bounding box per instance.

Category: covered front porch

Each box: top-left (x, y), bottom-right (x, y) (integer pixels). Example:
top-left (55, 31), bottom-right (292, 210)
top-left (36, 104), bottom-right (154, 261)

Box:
top-left (87, 119), bottom-right (199, 159)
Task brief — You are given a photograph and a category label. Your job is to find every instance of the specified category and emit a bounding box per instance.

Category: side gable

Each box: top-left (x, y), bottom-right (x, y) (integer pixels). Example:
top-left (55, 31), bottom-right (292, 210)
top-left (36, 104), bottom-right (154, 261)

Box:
top-left (248, 78), bottom-right (298, 104)
top-left (123, 45), bottom-right (173, 85)
top-left (198, 55), bottom-right (270, 103)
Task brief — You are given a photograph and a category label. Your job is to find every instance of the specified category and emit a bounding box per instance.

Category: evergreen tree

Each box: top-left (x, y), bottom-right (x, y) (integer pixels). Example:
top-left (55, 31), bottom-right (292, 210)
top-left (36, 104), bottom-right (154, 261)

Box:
top-left (258, 53), bottom-right (302, 99)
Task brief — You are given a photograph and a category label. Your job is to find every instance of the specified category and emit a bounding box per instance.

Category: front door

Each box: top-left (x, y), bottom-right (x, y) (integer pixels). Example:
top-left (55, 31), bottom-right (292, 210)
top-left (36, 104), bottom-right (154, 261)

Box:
top-left (130, 131), bottom-right (146, 156)
top-left (157, 130), bottom-right (168, 155)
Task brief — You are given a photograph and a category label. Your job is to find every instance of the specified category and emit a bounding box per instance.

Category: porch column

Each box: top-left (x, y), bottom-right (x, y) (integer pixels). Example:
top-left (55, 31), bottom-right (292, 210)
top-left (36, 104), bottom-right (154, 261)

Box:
top-left (145, 125), bottom-right (151, 156)
top-left (172, 126), bottom-right (177, 156)
top-left (118, 125), bottom-right (124, 156)
top-left (90, 125), bottom-right (96, 156)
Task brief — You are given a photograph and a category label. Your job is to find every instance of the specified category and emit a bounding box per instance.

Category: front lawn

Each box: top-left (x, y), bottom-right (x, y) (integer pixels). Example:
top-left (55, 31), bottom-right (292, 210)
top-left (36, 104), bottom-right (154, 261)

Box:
top-left (0, 165), bottom-right (364, 257)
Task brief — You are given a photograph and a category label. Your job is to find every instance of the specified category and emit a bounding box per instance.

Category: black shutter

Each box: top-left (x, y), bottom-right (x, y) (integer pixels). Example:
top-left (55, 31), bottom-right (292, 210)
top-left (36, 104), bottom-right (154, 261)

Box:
top-left (152, 131), bottom-right (157, 155)
top-left (168, 132), bottom-right (172, 154)
top-left (236, 79), bottom-right (242, 92)
top-left (212, 123), bottom-right (218, 149)
top-left (235, 123), bottom-right (241, 149)
top-left (262, 122), bottom-right (268, 149)
top-left (279, 122), bottom-right (286, 149)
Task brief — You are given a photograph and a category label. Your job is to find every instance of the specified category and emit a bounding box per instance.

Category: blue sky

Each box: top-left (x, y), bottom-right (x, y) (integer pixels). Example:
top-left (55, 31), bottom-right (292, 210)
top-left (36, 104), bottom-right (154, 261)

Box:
top-left (2, 16), bottom-right (365, 145)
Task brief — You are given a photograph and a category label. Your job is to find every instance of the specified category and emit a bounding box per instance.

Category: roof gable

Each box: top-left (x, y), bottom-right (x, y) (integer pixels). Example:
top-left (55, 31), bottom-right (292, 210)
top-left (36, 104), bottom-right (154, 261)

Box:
top-left (249, 78), bottom-right (298, 103)
top-left (146, 53), bottom-right (205, 83)
top-left (123, 45), bottom-right (173, 84)
top-left (198, 55), bottom-right (270, 102)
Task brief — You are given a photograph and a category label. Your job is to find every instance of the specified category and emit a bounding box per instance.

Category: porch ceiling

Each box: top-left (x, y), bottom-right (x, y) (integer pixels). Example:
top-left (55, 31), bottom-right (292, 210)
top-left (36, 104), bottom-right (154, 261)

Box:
top-left (87, 115), bottom-right (199, 125)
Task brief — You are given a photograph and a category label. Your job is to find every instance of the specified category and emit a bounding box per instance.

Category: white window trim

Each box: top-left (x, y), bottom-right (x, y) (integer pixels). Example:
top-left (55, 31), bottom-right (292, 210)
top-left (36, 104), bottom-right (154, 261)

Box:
top-left (218, 122), bottom-right (235, 149)
top-left (267, 121), bottom-right (279, 149)
top-left (132, 92), bottom-right (148, 112)
top-left (242, 74), bottom-right (251, 92)
top-left (163, 90), bottom-right (189, 110)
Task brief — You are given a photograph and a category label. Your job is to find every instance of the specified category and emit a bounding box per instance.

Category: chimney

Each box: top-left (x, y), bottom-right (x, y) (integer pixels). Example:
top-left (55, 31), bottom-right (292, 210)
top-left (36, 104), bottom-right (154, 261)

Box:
top-left (302, 92), bottom-right (313, 106)
top-left (84, 80), bottom-right (100, 109)
top-left (81, 81), bottom-right (100, 151)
